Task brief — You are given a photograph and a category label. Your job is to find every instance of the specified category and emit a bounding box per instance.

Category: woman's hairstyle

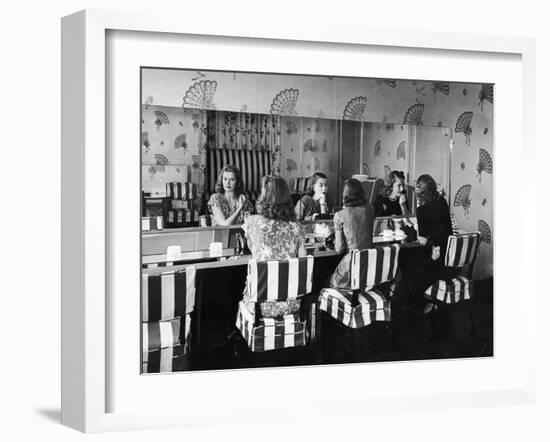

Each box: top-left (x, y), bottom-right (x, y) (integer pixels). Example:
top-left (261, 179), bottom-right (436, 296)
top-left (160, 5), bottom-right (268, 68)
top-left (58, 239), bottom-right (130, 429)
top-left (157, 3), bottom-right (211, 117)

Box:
top-left (342, 178), bottom-right (367, 207)
top-left (256, 175), bottom-right (296, 222)
top-left (214, 164), bottom-right (244, 196)
top-left (382, 170), bottom-right (406, 197)
top-left (306, 172), bottom-right (328, 196)
top-left (415, 174), bottom-right (440, 205)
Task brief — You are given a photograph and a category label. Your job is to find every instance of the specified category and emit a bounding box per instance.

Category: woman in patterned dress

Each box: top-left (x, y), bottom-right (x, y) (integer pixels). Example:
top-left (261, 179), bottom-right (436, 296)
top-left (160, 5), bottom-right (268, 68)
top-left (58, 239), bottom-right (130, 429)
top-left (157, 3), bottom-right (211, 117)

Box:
top-left (207, 164), bottom-right (253, 226)
top-left (242, 175), bottom-right (307, 317)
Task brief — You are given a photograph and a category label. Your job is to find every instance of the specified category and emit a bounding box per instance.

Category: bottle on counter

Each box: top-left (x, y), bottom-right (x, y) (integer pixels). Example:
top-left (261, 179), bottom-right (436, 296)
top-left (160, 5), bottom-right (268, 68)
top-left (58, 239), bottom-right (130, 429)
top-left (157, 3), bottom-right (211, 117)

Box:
top-left (235, 232), bottom-right (243, 255)
top-left (241, 234), bottom-right (251, 255)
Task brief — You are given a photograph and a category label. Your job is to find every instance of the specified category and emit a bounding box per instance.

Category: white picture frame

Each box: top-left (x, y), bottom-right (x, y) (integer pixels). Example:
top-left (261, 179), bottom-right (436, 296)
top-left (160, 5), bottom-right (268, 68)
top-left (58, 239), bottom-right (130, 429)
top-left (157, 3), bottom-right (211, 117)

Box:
top-left (61, 9), bottom-right (537, 433)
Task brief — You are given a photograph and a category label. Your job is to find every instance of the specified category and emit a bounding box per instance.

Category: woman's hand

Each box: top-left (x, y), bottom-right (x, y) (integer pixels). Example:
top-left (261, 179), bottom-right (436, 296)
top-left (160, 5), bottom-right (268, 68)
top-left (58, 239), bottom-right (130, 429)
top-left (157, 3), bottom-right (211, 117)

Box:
top-left (399, 193), bottom-right (407, 205)
top-left (236, 194), bottom-right (246, 212)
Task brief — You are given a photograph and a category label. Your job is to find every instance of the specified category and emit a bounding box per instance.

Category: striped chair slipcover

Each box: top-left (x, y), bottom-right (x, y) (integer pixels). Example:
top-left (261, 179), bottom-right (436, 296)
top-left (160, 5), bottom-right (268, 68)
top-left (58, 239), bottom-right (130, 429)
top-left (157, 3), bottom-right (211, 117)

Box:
top-left (318, 288), bottom-right (391, 329)
top-left (236, 256), bottom-right (314, 352)
top-left (166, 182), bottom-right (196, 201)
top-left (208, 148), bottom-right (271, 203)
top-left (141, 266), bottom-right (196, 373)
top-left (165, 182), bottom-right (198, 227)
top-left (318, 244), bottom-right (400, 329)
top-left (236, 303), bottom-right (307, 352)
top-left (142, 216), bottom-right (163, 231)
top-left (424, 232), bottom-right (480, 305)
top-left (293, 177), bottom-right (311, 194)
top-left (166, 209), bottom-right (186, 226)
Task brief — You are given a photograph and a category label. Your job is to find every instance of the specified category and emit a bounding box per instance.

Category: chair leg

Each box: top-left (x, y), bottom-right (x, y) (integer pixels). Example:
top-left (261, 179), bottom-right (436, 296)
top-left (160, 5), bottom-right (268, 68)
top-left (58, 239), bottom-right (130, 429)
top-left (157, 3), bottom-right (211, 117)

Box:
top-left (316, 307), bottom-right (324, 364)
top-left (467, 300), bottom-right (476, 337)
top-left (426, 302), bottom-right (437, 336)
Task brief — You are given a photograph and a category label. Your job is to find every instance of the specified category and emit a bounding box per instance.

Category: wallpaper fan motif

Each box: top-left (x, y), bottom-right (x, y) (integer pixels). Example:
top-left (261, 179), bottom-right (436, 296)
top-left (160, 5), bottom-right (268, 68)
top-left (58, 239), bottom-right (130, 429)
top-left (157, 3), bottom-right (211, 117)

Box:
top-left (453, 184), bottom-right (472, 216)
top-left (148, 154), bottom-right (169, 178)
top-left (397, 141), bottom-right (406, 160)
top-left (431, 82), bottom-right (450, 99)
top-left (403, 103), bottom-right (424, 125)
top-left (314, 157), bottom-right (321, 171)
top-left (374, 140), bottom-right (382, 157)
top-left (174, 133), bottom-right (188, 151)
top-left (478, 219), bottom-right (491, 244)
top-left (376, 79), bottom-right (396, 88)
top-left (286, 159), bottom-right (297, 173)
top-left (270, 88), bottom-right (299, 115)
top-left (183, 80), bottom-right (217, 109)
top-left (303, 139), bottom-right (319, 152)
top-left (141, 132), bottom-right (150, 152)
top-left (455, 111), bottom-right (473, 146)
top-left (286, 121), bottom-right (298, 134)
top-left (343, 96), bottom-right (367, 121)
top-left (476, 148), bottom-right (493, 182)
top-left (154, 111), bottom-right (169, 131)
top-left (478, 84), bottom-right (494, 111)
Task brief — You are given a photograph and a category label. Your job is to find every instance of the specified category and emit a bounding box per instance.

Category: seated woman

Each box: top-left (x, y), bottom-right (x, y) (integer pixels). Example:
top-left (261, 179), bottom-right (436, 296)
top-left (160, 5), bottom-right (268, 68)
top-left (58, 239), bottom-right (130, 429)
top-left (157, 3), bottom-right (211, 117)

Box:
top-left (396, 174), bottom-right (455, 312)
top-left (294, 172), bottom-right (332, 221)
top-left (373, 170), bottom-right (409, 217)
top-left (207, 164), bottom-right (253, 226)
top-left (329, 178), bottom-right (375, 288)
top-left (242, 175), bottom-right (307, 317)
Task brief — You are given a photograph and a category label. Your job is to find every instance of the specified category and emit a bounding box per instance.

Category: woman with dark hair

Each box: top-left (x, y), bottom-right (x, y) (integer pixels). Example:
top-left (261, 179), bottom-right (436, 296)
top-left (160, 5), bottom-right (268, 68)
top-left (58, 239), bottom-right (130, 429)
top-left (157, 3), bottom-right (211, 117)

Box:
top-left (396, 174), bottom-right (454, 312)
top-left (373, 170), bottom-right (409, 217)
top-left (329, 178), bottom-right (375, 288)
top-left (207, 164), bottom-right (253, 226)
top-left (295, 172), bottom-right (332, 221)
top-left (242, 175), bottom-right (307, 317)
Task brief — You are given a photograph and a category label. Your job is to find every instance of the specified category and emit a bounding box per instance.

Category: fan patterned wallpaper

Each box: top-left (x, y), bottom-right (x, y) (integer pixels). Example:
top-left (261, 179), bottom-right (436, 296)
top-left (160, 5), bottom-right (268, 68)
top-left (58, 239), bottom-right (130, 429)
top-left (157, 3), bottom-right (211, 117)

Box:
top-left (142, 69), bottom-right (493, 280)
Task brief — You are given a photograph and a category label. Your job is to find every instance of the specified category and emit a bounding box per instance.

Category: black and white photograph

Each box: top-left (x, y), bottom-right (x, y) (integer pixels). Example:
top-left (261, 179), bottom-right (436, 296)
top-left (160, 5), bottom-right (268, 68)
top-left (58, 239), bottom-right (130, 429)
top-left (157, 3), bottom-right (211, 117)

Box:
top-left (140, 68), bottom-right (494, 373)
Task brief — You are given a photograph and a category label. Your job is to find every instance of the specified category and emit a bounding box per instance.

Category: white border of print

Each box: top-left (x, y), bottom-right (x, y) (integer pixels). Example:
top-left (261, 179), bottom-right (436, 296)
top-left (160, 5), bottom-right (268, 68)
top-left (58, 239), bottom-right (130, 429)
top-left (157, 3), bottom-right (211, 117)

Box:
top-left (61, 9), bottom-right (537, 433)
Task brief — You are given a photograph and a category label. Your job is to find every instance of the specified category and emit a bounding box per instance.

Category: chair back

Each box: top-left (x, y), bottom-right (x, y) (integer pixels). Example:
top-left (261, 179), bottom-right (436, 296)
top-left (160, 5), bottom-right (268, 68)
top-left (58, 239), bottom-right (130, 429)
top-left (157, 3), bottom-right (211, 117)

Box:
top-left (246, 256), bottom-right (314, 303)
top-left (208, 148), bottom-right (271, 195)
top-left (350, 244), bottom-right (400, 291)
top-left (444, 232), bottom-right (481, 268)
top-left (294, 177), bottom-right (311, 194)
top-left (142, 216), bottom-right (163, 231)
top-left (360, 178), bottom-right (385, 206)
top-left (166, 181), bottom-right (195, 200)
top-left (141, 266), bottom-right (196, 322)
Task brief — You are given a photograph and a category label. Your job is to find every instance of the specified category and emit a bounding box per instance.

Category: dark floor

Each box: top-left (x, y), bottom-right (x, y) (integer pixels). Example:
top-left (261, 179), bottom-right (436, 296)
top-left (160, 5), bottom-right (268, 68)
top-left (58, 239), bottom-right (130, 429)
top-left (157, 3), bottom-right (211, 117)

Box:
top-left (188, 279), bottom-right (493, 371)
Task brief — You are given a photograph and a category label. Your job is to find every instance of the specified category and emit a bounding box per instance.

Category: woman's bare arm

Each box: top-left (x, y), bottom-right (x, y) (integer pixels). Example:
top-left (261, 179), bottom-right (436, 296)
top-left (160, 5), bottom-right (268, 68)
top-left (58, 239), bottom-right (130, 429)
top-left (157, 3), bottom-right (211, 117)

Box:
top-left (417, 235), bottom-right (429, 246)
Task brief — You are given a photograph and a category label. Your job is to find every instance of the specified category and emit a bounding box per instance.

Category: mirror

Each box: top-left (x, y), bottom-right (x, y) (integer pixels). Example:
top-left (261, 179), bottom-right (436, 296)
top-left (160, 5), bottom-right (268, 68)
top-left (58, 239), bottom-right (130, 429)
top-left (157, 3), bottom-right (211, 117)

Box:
top-left (141, 106), bottom-right (453, 252)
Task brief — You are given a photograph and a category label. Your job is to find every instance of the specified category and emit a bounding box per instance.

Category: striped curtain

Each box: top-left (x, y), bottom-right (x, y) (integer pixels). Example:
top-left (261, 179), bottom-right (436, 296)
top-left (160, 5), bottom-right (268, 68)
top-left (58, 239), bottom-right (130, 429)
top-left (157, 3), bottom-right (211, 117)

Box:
top-left (207, 112), bottom-right (281, 192)
top-left (208, 148), bottom-right (272, 193)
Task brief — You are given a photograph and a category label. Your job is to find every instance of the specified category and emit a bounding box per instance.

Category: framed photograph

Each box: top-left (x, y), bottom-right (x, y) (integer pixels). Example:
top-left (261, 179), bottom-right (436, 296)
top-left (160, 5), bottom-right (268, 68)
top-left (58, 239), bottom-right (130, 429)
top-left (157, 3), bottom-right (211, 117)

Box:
top-left (61, 9), bottom-right (537, 432)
